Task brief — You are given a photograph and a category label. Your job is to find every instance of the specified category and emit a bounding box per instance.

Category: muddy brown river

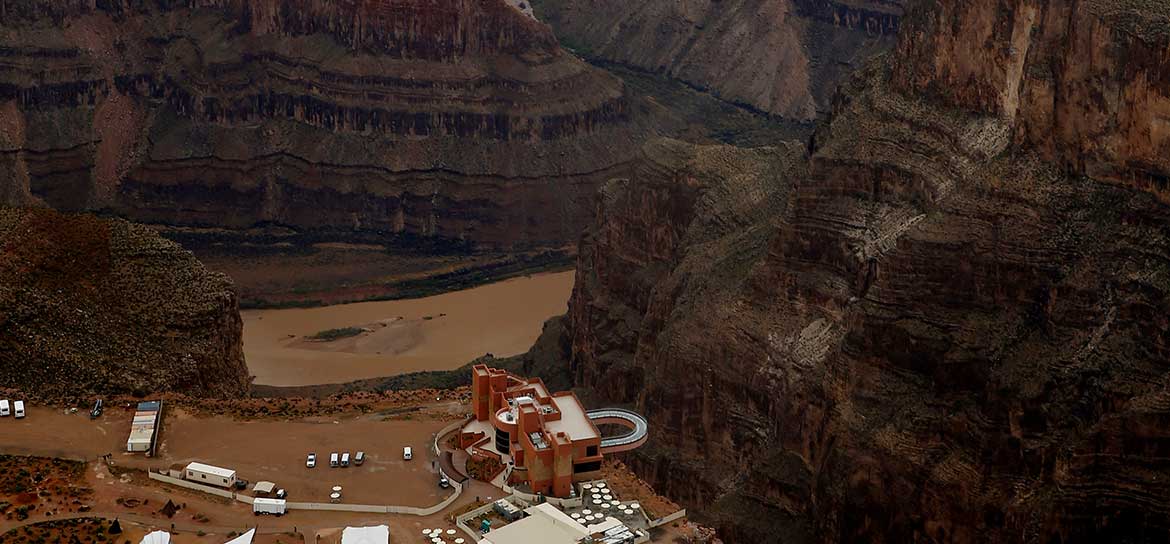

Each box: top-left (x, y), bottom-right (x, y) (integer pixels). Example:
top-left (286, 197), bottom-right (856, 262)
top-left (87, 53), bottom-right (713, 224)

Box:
top-left (242, 271), bottom-right (574, 386)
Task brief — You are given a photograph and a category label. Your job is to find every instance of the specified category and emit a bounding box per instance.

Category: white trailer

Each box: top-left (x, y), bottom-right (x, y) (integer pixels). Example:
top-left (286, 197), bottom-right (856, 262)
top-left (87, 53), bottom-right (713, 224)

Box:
top-left (184, 462), bottom-right (237, 488)
top-left (253, 498), bottom-right (286, 516)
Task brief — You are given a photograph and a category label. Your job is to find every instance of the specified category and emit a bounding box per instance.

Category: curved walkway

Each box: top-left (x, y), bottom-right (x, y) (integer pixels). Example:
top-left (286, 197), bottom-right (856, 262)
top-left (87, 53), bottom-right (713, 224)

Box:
top-left (586, 408), bottom-right (649, 453)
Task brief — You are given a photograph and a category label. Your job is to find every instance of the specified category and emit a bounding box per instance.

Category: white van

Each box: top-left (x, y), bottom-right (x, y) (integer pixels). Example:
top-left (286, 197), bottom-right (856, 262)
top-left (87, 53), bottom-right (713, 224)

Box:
top-left (340, 452), bottom-right (350, 467)
top-left (13, 401), bottom-right (25, 419)
top-left (253, 498), bottom-right (286, 516)
top-left (330, 452), bottom-right (339, 467)
top-left (403, 447), bottom-right (412, 460)
top-left (0, 400), bottom-right (9, 417)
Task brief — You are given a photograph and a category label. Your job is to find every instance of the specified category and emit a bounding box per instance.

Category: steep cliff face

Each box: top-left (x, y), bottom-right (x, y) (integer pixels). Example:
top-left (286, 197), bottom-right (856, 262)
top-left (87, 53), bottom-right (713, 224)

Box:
top-left (0, 207), bottom-right (251, 399)
top-left (529, 0), bottom-right (903, 120)
top-left (893, 0), bottom-right (1170, 201)
top-left (569, 1), bottom-right (1170, 542)
top-left (0, 0), bottom-right (641, 258)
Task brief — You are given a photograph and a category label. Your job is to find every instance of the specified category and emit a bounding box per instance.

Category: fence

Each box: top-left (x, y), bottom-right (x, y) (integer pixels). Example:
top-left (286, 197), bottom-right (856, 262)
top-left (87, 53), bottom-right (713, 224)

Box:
top-left (455, 499), bottom-right (501, 543)
top-left (432, 417), bottom-right (471, 458)
top-left (648, 509), bottom-right (687, 528)
top-left (501, 482), bottom-right (583, 509)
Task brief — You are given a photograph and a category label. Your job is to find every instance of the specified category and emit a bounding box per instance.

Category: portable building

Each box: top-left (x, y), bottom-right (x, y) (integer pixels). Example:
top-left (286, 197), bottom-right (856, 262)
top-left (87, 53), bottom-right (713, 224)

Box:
top-left (184, 462), bottom-right (237, 488)
top-left (127, 426), bottom-right (154, 452)
top-left (252, 498), bottom-right (286, 516)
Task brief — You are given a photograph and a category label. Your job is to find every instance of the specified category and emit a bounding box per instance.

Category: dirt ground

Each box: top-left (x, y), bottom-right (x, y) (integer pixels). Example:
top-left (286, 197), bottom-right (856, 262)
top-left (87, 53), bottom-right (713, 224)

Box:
top-left (600, 460), bottom-right (682, 522)
top-left (242, 271), bottom-right (573, 386)
top-left (0, 404), bottom-right (456, 506)
top-left (0, 401), bottom-right (505, 542)
top-left (156, 409), bottom-right (451, 507)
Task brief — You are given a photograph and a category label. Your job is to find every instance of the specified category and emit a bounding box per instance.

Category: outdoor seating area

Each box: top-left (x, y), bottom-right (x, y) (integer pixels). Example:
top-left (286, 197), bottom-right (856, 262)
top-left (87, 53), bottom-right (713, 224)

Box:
top-left (562, 480), bottom-right (650, 534)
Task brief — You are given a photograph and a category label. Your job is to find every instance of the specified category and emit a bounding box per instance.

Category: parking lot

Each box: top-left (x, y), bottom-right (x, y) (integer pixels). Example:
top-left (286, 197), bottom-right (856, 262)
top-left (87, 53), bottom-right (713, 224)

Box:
top-left (0, 404), bottom-right (455, 508)
top-left (158, 410), bottom-right (454, 507)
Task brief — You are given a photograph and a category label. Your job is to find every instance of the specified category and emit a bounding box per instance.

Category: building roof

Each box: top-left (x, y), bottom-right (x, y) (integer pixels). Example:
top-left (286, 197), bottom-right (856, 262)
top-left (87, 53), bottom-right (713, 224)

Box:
top-left (545, 394), bottom-right (600, 442)
top-left (482, 503), bottom-right (590, 544)
top-left (341, 525), bottom-right (390, 544)
top-left (185, 462), bottom-right (236, 478)
top-left (253, 481), bottom-right (276, 494)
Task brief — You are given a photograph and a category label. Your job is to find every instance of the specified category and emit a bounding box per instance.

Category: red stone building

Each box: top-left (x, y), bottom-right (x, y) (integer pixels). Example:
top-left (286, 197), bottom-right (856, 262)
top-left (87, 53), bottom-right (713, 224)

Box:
top-left (468, 364), bottom-right (603, 497)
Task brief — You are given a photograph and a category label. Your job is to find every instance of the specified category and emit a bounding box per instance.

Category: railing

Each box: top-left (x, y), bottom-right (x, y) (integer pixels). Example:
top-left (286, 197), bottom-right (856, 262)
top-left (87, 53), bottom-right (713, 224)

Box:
top-left (587, 408), bottom-right (649, 453)
top-left (648, 509), bottom-right (687, 528)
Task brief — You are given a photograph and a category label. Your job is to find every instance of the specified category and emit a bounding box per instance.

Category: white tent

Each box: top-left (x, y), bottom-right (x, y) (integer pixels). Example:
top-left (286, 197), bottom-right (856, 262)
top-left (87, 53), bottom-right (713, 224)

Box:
top-left (139, 531), bottom-right (171, 544)
top-left (223, 529), bottom-right (256, 544)
top-left (341, 525), bottom-right (390, 544)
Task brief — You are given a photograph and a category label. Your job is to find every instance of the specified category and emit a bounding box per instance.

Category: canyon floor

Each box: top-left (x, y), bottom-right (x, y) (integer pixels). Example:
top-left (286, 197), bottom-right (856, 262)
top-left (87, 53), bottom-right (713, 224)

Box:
top-left (242, 271), bottom-right (574, 386)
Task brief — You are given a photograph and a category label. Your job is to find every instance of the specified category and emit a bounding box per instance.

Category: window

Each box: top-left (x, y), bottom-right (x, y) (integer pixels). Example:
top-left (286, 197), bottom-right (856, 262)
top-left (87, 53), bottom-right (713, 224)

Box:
top-left (586, 445), bottom-right (599, 457)
top-left (570, 460), bottom-right (599, 472)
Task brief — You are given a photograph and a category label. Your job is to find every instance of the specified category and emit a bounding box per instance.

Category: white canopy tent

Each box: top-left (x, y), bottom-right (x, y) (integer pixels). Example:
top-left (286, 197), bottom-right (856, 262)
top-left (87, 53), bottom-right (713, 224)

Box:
top-left (139, 531), bottom-right (171, 544)
top-left (223, 529), bottom-right (256, 544)
top-left (341, 525), bottom-right (390, 544)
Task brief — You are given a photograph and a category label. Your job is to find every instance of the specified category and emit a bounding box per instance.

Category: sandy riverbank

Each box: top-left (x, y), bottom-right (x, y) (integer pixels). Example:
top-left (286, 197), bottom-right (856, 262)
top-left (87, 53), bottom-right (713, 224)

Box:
top-left (242, 271), bottom-right (574, 386)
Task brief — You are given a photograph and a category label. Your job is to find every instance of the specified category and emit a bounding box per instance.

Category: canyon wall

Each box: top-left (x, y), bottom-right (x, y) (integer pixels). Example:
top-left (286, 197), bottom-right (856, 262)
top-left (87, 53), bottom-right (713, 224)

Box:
top-left (529, 0), bottom-right (904, 120)
top-left (0, 207), bottom-right (251, 399)
top-left (0, 0), bottom-right (643, 255)
top-left (569, 1), bottom-right (1170, 542)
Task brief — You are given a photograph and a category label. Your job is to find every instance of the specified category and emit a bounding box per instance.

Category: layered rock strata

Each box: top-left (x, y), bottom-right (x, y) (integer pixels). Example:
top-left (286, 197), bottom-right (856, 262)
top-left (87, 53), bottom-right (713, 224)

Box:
top-left (0, 0), bottom-right (640, 253)
top-left (567, 1), bottom-right (1170, 542)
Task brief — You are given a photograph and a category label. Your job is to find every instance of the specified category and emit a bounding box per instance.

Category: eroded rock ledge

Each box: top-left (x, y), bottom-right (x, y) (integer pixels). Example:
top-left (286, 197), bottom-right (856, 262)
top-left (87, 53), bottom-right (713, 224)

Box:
top-left (0, 0), bottom-right (644, 252)
top-left (566, 1), bottom-right (1170, 542)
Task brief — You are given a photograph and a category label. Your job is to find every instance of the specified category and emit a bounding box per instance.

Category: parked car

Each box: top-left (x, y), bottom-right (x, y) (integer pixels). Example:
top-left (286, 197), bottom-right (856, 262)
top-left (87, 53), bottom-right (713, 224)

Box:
top-left (234, 479), bottom-right (248, 491)
top-left (306, 453), bottom-right (316, 468)
top-left (13, 401), bottom-right (25, 419)
top-left (439, 476), bottom-right (450, 489)
top-left (90, 399), bottom-right (103, 419)
top-left (0, 399), bottom-right (9, 417)
top-left (330, 452), bottom-right (339, 467)
top-left (403, 447), bottom-right (412, 460)
top-left (354, 451), bottom-right (365, 466)
top-left (275, 488), bottom-right (287, 500)
top-left (340, 452), bottom-right (350, 467)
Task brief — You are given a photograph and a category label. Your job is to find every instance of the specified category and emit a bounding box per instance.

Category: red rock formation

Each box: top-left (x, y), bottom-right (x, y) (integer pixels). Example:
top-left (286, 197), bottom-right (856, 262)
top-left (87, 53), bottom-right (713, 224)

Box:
top-left (0, 0), bottom-right (641, 255)
top-left (567, 1), bottom-right (1170, 542)
top-left (0, 208), bottom-right (251, 399)
top-left (894, 0), bottom-right (1170, 202)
